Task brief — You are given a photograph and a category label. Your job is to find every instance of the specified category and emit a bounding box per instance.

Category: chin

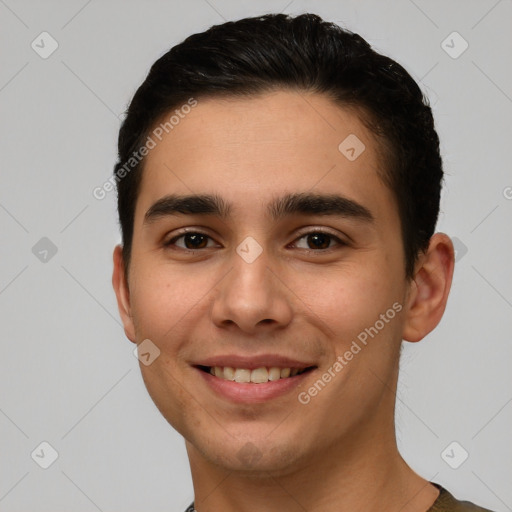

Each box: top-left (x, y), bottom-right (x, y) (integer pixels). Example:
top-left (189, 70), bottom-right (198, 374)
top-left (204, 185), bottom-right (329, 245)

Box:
top-left (191, 436), bottom-right (308, 477)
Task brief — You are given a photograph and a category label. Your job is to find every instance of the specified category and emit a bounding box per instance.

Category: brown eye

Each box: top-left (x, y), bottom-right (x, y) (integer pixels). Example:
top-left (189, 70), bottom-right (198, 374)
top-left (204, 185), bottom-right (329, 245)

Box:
top-left (306, 233), bottom-right (331, 249)
top-left (294, 231), bottom-right (344, 251)
top-left (165, 232), bottom-right (214, 250)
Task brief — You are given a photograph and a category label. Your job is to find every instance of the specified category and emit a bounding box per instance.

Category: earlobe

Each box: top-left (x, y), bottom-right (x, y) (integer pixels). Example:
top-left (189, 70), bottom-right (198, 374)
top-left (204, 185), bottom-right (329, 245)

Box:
top-left (402, 233), bottom-right (455, 343)
top-left (112, 245), bottom-right (137, 343)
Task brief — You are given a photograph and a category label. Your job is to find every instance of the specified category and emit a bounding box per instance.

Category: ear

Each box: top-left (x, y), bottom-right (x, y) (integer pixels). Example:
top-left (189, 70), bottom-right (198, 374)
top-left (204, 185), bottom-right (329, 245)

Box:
top-left (402, 233), bottom-right (455, 342)
top-left (112, 245), bottom-right (136, 343)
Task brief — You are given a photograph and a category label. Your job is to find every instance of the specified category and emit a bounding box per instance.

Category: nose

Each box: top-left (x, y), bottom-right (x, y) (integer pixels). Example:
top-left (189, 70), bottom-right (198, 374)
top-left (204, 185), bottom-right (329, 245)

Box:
top-left (210, 249), bottom-right (293, 335)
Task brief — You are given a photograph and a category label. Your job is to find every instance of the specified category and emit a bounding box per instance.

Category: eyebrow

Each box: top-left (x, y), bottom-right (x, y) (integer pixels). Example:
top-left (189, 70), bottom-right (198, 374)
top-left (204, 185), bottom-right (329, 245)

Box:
top-left (143, 192), bottom-right (374, 225)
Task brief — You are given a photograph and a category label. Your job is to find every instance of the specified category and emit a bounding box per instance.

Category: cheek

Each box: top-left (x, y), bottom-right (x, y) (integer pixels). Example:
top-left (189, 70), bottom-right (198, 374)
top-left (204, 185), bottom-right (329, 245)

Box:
top-left (138, 357), bottom-right (195, 435)
top-left (295, 263), bottom-right (402, 341)
top-left (128, 262), bottom-right (209, 340)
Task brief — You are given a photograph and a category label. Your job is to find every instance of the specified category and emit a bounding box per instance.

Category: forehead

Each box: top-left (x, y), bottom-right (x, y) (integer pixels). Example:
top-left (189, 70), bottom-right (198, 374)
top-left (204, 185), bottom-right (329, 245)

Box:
top-left (135, 90), bottom-right (396, 225)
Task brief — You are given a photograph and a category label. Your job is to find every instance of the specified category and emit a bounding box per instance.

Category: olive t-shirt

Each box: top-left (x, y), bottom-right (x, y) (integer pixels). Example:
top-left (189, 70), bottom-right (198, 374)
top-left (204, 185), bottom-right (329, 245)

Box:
top-left (427, 484), bottom-right (494, 511)
top-left (183, 484), bottom-right (495, 511)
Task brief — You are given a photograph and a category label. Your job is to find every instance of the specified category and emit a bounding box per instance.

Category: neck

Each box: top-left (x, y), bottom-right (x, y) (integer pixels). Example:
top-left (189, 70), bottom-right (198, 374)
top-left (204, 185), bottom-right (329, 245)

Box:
top-left (185, 415), bottom-right (438, 512)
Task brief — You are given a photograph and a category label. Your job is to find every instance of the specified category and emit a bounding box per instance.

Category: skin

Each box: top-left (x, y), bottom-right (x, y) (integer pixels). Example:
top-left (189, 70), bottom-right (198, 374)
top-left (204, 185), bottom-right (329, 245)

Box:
top-left (112, 90), bottom-right (454, 512)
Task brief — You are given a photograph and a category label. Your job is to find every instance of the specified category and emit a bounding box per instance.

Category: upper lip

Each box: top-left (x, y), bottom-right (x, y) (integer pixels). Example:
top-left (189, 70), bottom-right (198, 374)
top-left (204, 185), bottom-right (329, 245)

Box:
top-left (193, 354), bottom-right (317, 370)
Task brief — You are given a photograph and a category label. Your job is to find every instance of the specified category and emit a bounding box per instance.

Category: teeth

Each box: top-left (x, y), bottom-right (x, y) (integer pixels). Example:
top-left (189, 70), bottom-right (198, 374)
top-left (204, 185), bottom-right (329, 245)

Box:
top-left (208, 366), bottom-right (308, 383)
top-left (250, 367), bottom-right (268, 383)
top-left (234, 368), bottom-right (251, 383)
top-left (268, 367), bottom-right (281, 381)
top-left (223, 367), bottom-right (235, 381)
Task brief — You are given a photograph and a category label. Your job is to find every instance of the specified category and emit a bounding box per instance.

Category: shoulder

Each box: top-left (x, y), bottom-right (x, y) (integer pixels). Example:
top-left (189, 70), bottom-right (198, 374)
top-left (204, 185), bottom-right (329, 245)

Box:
top-left (429, 485), bottom-right (496, 512)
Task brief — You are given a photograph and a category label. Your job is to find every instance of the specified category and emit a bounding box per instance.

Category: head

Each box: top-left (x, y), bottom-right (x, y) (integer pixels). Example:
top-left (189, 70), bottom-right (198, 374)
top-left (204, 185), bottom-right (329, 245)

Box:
top-left (112, 13), bottom-right (454, 475)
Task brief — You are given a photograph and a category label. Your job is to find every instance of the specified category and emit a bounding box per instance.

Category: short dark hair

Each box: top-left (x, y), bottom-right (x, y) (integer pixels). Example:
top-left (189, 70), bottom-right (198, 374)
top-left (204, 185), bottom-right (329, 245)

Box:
top-left (114, 12), bottom-right (443, 278)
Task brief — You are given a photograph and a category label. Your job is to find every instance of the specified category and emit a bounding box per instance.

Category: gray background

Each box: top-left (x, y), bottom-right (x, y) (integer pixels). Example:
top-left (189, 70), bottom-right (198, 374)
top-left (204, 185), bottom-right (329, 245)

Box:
top-left (1, 0), bottom-right (511, 511)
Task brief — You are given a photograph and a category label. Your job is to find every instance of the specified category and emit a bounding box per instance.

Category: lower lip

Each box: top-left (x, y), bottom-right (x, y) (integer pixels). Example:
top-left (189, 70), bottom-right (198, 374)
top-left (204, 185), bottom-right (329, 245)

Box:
top-left (195, 367), bottom-right (314, 404)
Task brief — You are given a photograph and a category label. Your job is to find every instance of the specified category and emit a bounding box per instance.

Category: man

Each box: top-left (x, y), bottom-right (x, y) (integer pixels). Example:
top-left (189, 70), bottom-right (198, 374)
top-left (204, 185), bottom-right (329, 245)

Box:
top-left (112, 13), bottom-right (494, 512)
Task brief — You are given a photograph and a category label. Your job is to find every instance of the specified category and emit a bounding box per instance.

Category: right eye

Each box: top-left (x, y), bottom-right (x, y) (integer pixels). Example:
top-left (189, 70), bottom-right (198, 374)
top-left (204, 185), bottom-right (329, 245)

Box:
top-left (164, 231), bottom-right (219, 251)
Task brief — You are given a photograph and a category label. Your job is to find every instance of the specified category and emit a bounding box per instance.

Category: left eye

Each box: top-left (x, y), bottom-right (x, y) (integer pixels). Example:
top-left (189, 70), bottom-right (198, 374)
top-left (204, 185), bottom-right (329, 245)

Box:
top-left (293, 232), bottom-right (344, 250)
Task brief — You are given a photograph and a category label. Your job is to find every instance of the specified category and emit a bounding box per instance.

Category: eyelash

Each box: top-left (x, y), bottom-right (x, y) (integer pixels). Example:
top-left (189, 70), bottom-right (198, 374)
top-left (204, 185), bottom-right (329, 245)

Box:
top-left (163, 229), bottom-right (347, 253)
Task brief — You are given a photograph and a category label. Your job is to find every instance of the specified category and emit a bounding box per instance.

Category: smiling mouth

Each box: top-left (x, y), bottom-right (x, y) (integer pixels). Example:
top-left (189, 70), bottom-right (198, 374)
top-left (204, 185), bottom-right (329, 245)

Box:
top-left (196, 365), bottom-right (316, 383)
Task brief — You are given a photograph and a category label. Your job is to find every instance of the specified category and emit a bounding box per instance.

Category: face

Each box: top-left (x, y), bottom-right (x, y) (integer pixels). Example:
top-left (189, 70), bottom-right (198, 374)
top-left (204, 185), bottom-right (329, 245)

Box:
top-left (114, 90), bottom-right (421, 476)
